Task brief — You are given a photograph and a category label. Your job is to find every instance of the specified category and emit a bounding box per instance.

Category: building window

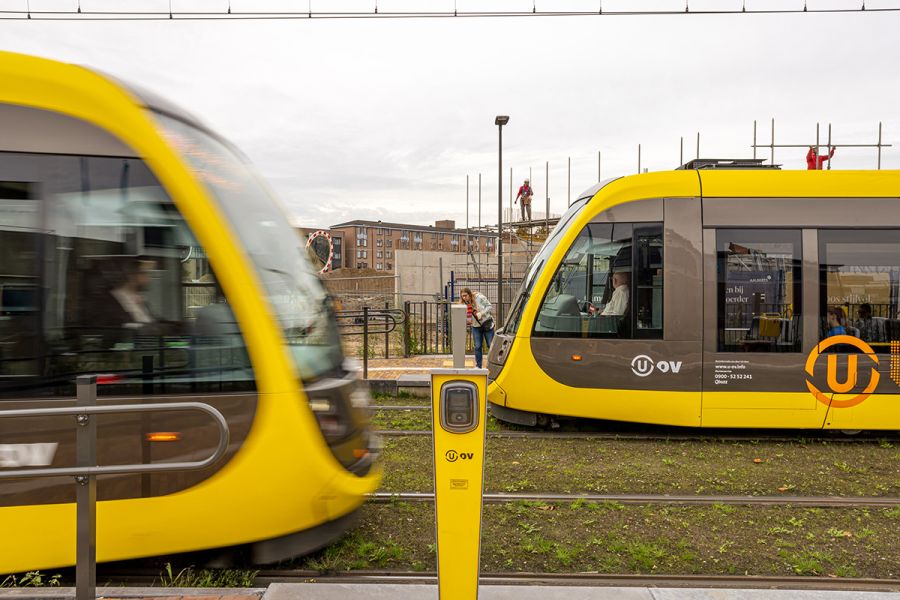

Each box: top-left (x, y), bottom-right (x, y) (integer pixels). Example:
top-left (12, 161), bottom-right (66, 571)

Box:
top-left (400, 230), bottom-right (409, 242)
top-left (717, 229), bottom-right (802, 353)
top-left (386, 239), bottom-right (393, 248)
top-left (376, 263), bottom-right (383, 270)
top-left (376, 250), bottom-right (383, 258)
top-left (387, 262), bottom-right (392, 270)
top-left (486, 238), bottom-right (494, 249)
top-left (376, 239), bottom-right (383, 247)
top-left (386, 250), bottom-right (393, 258)
top-left (534, 222), bottom-right (663, 340)
top-left (413, 232), bottom-right (422, 243)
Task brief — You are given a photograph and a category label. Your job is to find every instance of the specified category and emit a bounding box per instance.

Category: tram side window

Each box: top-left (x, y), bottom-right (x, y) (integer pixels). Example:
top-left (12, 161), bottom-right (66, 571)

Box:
top-left (0, 152), bottom-right (254, 398)
top-left (717, 229), bottom-right (802, 353)
top-left (0, 182), bottom-right (41, 382)
top-left (819, 229), bottom-right (900, 352)
top-left (533, 222), bottom-right (663, 339)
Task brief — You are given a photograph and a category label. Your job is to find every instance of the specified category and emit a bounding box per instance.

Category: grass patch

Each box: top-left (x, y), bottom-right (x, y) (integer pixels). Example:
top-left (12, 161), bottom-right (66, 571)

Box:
top-left (378, 436), bottom-right (900, 497)
top-left (158, 563), bottom-right (259, 587)
top-left (295, 503), bottom-right (900, 578)
top-left (0, 572), bottom-right (61, 588)
top-left (371, 408), bottom-right (431, 430)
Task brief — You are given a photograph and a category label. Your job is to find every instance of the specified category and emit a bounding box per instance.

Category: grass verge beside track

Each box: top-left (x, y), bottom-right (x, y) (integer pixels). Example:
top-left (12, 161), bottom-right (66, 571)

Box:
top-left (294, 502), bottom-right (900, 578)
top-left (380, 436), bottom-right (900, 497)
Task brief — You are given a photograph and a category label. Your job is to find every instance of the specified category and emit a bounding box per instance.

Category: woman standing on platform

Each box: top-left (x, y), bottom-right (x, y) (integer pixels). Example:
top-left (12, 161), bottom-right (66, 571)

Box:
top-left (461, 287), bottom-right (494, 369)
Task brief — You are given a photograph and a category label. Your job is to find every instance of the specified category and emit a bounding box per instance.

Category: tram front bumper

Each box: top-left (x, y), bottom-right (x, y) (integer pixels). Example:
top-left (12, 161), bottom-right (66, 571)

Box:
top-left (487, 379), bottom-right (507, 407)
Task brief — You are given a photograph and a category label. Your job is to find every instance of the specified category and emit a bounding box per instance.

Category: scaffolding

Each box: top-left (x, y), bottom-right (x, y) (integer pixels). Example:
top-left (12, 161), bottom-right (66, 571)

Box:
top-left (751, 119), bottom-right (891, 169)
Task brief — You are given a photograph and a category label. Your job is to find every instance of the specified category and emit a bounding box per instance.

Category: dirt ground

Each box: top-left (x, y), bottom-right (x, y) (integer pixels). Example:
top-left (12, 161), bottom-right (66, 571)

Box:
top-left (357, 354), bottom-right (475, 380)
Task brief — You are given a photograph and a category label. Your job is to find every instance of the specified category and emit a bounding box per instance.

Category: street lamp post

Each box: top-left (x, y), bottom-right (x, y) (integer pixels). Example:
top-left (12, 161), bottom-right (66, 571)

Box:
top-left (495, 115), bottom-right (509, 327)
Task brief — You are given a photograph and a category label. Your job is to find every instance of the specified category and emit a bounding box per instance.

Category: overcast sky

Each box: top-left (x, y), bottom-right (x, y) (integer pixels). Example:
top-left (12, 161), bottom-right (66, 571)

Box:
top-left (2, 0), bottom-right (898, 229)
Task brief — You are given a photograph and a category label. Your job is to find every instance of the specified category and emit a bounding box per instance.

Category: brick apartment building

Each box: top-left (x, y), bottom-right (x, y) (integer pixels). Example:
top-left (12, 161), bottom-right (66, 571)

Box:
top-left (316, 219), bottom-right (496, 272)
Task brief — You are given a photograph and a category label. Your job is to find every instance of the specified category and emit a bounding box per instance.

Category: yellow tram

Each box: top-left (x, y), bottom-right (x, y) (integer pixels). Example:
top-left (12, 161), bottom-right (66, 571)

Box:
top-left (488, 161), bottom-right (900, 431)
top-left (0, 51), bottom-right (380, 572)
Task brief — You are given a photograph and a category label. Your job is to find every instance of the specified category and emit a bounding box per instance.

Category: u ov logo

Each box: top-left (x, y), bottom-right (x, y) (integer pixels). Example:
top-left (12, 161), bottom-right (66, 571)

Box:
top-left (631, 355), bottom-right (683, 377)
top-left (631, 355), bottom-right (655, 377)
top-left (805, 335), bottom-right (879, 408)
top-left (444, 450), bottom-right (474, 462)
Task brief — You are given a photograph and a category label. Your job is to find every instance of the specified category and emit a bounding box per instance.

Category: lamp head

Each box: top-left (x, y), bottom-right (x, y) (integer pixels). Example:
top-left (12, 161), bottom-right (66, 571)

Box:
top-left (494, 115), bottom-right (509, 126)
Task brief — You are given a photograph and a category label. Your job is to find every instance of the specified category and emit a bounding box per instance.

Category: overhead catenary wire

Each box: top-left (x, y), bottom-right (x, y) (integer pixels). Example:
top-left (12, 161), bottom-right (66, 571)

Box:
top-left (1, 3), bottom-right (899, 20)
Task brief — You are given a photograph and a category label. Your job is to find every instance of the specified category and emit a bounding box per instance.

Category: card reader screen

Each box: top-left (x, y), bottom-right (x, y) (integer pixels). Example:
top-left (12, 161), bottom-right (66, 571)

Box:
top-left (441, 383), bottom-right (478, 432)
top-left (447, 390), bottom-right (472, 424)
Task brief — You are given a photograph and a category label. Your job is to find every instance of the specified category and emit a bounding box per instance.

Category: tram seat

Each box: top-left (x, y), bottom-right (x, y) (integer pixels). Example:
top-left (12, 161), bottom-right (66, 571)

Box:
top-left (744, 315), bottom-right (798, 350)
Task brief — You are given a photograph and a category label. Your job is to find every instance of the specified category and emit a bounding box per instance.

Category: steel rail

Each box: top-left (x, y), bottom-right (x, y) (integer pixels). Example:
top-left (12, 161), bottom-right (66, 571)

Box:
top-left (247, 570), bottom-right (900, 591)
top-left (373, 428), bottom-right (900, 444)
top-left (368, 491), bottom-right (900, 508)
top-left (87, 569), bottom-right (900, 592)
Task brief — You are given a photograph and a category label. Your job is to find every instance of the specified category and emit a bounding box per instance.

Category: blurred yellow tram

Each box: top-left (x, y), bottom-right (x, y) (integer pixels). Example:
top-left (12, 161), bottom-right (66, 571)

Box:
top-left (488, 160), bottom-right (900, 431)
top-left (0, 51), bottom-right (380, 572)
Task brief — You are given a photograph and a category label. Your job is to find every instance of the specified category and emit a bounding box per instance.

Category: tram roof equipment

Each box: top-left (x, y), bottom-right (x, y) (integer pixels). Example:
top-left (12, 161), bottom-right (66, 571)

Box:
top-left (677, 158), bottom-right (782, 170)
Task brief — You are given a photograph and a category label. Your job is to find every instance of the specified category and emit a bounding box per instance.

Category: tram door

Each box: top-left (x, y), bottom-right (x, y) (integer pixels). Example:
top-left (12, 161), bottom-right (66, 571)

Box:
top-left (700, 199), bottom-right (823, 428)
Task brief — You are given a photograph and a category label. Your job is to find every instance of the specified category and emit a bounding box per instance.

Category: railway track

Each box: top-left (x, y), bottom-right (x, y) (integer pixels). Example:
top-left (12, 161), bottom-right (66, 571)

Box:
top-left (374, 428), bottom-right (900, 443)
top-left (367, 491), bottom-right (900, 508)
top-left (93, 569), bottom-right (900, 592)
top-left (251, 571), bottom-right (900, 591)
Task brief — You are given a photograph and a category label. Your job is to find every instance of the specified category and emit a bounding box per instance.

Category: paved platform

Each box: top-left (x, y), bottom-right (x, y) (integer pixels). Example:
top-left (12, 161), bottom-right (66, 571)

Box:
top-left (262, 583), bottom-right (900, 599)
top-left (0, 588), bottom-right (263, 600)
top-left (3, 584), bottom-right (898, 600)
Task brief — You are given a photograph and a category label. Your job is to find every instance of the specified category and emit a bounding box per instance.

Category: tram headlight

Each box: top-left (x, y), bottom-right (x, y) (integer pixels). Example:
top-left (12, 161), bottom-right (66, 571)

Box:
top-left (309, 396), bottom-right (350, 441)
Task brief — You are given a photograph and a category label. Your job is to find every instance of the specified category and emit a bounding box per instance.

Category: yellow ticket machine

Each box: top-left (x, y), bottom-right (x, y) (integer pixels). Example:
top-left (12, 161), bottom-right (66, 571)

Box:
top-left (431, 368), bottom-right (489, 600)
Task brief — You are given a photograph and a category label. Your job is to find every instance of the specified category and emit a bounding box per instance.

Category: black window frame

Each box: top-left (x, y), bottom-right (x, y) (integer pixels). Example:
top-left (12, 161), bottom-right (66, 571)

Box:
top-left (716, 228), bottom-right (803, 353)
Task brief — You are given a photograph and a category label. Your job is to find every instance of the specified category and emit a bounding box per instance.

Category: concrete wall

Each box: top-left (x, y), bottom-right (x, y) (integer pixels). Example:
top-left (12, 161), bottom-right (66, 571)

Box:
top-left (395, 250), bottom-right (495, 302)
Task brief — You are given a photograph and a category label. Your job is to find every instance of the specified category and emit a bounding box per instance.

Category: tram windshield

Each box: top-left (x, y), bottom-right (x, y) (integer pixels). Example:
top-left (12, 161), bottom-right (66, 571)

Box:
top-left (155, 114), bottom-right (343, 381)
top-left (504, 196), bottom-right (589, 334)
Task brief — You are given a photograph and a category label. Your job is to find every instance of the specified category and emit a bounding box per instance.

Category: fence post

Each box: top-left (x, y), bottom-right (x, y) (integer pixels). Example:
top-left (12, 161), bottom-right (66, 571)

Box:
top-left (423, 301), bottom-right (429, 354)
top-left (363, 306), bottom-right (369, 379)
top-left (75, 375), bottom-right (97, 600)
top-left (403, 301), bottom-right (411, 357)
top-left (384, 301), bottom-right (390, 359)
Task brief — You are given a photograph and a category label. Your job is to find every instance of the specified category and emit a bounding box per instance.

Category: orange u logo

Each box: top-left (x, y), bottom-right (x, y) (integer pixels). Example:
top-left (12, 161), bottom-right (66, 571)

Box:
top-left (805, 335), bottom-right (879, 409)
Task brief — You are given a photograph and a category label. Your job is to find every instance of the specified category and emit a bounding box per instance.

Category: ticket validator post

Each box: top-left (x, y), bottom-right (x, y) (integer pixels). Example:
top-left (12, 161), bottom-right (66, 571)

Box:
top-left (431, 368), bottom-right (489, 600)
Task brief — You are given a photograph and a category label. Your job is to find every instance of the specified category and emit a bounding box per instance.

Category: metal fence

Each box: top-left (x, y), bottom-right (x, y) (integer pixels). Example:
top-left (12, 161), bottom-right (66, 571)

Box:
top-left (0, 376), bottom-right (229, 600)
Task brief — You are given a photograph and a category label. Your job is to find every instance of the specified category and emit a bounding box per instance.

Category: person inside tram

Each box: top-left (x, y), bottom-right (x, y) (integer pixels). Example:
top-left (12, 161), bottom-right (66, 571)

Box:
top-left (600, 270), bottom-right (630, 316)
top-left (825, 307), bottom-right (847, 338)
top-left (94, 257), bottom-right (176, 343)
top-left (853, 303), bottom-right (882, 342)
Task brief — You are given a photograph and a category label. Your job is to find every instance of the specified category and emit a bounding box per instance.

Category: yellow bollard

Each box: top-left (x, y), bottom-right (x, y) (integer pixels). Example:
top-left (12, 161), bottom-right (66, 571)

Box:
top-left (431, 368), bottom-right (488, 600)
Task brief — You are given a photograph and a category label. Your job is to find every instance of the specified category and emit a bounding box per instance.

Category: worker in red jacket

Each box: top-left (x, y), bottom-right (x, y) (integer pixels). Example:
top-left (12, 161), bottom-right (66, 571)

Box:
top-left (806, 145), bottom-right (835, 170)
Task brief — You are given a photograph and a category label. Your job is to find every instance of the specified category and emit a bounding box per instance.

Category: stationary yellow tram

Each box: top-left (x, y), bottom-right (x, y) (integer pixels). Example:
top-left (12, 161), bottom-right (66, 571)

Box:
top-left (0, 52), bottom-right (380, 572)
top-left (488, 160), bottom-right (900, 431)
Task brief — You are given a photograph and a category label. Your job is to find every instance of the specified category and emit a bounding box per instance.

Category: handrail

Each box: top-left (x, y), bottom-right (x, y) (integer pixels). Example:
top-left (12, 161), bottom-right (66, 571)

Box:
top-left (0, 401), bottom-right (229, 480)
top-left (0, 375), bottom-right (230, 600)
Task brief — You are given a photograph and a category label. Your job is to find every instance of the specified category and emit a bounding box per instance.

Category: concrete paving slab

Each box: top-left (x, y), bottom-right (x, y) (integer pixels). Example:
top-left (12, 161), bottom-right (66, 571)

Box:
top-left (262, 583), bottom-right (900, 600)
top-left (263, 583), bottom-right (653, 600)
top-left (651, 591), bottom-right (900, 600)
